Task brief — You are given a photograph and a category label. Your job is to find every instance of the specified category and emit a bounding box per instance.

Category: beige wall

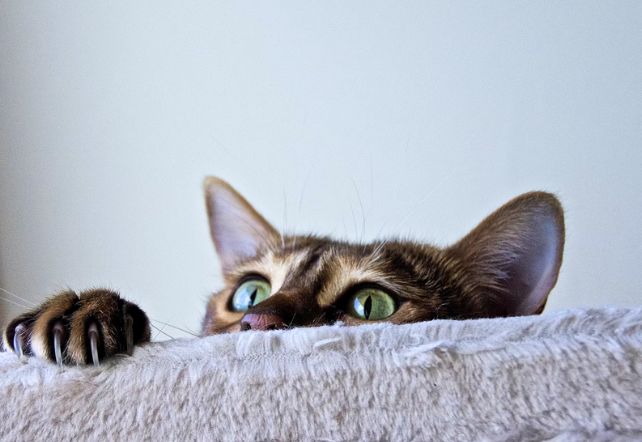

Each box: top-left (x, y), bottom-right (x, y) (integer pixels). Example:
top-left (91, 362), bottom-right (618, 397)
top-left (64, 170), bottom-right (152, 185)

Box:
top-left (1, 1), bottom-right (641, 337)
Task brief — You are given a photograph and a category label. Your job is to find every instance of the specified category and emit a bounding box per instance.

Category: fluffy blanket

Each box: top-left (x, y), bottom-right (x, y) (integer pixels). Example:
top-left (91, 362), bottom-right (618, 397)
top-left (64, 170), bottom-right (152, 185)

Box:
top-left (0, 308), bottom-right (641, 441)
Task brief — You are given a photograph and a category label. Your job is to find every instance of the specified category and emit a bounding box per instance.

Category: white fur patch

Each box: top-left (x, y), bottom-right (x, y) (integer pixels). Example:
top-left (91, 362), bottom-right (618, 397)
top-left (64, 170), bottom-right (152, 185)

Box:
top-left (235, 250), bottom-right (310, 296)
top-left (29, 330), bottom-right (49, 360)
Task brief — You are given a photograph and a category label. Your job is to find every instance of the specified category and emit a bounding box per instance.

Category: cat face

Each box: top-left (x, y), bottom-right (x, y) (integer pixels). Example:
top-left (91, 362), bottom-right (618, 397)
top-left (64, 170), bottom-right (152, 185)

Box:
top-left (201, 177), bottom-right (565, 335)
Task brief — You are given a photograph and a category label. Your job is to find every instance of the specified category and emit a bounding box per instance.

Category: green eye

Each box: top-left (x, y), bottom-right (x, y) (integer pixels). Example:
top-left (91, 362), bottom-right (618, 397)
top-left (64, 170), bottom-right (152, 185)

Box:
top-left (231, 279), bottom-right (271, 312)
top-left (347, 288), bottom-right (396, 320)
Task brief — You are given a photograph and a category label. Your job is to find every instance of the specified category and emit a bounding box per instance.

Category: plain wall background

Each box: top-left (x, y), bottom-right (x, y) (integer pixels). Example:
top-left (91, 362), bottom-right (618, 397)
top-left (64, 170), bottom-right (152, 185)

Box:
top-left (1, 1), bottom-right (641, 338)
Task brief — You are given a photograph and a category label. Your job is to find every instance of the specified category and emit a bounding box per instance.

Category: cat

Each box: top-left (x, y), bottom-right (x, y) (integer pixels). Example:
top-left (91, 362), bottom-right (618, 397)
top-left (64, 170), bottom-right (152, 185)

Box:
top-left (3, 177), bottom-right (565, 365)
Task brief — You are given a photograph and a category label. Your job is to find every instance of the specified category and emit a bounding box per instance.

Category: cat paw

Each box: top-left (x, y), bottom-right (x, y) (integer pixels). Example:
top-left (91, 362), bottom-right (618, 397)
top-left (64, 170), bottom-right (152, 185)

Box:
top-left (2, 289), bottom-right (150, 366)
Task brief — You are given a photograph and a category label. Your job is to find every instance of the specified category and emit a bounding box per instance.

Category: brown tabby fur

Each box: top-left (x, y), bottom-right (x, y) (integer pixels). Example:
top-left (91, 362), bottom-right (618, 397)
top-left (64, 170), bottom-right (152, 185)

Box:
top-left (3, 178), bottom-right (564, 365)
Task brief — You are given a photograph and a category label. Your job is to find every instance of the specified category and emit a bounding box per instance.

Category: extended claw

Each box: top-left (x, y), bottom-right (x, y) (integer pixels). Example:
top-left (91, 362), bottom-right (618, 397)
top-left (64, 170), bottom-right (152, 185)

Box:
top-left (52, 322), bottom-right (64, 368)
top-left (13, 324), bottom-right (25, 359)
top-left (88, 323), bottom-right (100, 367)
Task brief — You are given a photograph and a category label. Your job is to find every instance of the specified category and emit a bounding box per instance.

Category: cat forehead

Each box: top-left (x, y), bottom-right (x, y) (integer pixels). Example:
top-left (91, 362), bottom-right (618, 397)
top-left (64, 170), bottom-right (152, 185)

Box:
top-left (230, 238), bottom-right (391, 306)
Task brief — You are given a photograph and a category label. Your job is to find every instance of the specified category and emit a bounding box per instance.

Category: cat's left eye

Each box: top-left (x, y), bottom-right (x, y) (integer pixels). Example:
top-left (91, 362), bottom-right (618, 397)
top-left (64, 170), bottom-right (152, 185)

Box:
top-left (230, 278), bottom-right (271, 312)
top-left (346, 288), bottom-right (396, 320)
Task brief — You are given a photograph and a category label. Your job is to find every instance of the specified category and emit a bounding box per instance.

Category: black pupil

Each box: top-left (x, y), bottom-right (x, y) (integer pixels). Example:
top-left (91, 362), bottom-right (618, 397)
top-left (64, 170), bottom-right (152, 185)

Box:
top-left (363, 295), bottom-right (372, 319)
top-left (249, 287), bottom-right (258, 306)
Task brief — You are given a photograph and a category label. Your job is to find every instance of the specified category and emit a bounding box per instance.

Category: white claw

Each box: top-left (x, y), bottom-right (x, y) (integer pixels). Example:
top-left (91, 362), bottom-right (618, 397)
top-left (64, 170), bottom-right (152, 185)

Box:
top-left (13, 324), bottom-right (25, 359)
top-left (53, 323), bottom-right (64, 368)
top-left (124, 315), bottom-right (134, 356)
top-left (88, 323), bottom-right (100, 367)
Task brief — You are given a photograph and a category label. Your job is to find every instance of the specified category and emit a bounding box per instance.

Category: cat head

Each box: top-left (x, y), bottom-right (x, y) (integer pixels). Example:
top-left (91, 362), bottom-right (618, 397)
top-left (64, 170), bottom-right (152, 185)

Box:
top-left (201, 177), bottom-right (565, 334)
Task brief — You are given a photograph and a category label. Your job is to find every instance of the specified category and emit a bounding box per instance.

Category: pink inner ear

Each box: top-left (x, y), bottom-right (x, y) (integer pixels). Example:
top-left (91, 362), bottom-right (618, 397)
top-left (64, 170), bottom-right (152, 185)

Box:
top-left (449, 192), bottom-right (565, 317)
top-left (213, 190), bottom-right (266, 259)
top-left (504, 217), bottom-right (563, 315)
top-left (204, 178), bottom-right (280, 273)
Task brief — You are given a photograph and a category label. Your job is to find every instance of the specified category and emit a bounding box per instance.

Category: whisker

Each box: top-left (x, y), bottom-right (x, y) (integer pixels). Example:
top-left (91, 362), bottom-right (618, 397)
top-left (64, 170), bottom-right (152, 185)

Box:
top-left (281, 188), bottom-right (288, 250)
top-left (287, 312), bottom-right (297, 328)
top-left (150, 318), bottom-right (199, 337)
top-left (308, 313), bottom-right (326, 326)
top-left (0, 287), bottom-right (37, 307)
top-left (350, 178), bottom-right (367, 243)
top-left (150, 323), bottom-right (174, 340)
top-left (0, 296), bottom-right (33, 310)
top-left (374, 172), bottom-right (450, 240)
top-left (348, 198), bottom-right (358, 241)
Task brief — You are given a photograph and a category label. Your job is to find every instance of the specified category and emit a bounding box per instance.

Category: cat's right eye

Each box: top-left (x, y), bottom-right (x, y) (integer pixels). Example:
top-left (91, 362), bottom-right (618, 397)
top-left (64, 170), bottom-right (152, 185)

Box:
top-left (346, 287), bottom-right (396, 320)
top-left (230, 278), bottom-right (271, 312)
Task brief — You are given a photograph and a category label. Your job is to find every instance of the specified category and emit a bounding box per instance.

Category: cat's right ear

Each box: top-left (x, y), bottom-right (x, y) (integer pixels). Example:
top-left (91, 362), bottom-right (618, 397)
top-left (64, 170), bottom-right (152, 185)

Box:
top-left (446, 192), bottom-right (565, 317)
top-left (203, 177), bottom-right (280, 274)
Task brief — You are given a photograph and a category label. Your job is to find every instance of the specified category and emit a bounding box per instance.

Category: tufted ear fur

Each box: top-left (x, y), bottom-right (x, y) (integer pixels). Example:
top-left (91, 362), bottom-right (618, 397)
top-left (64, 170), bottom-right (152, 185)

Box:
top-left (203, 177), bottom-right (280, 275)
top-left (447, 192), bottom-right (565, 317)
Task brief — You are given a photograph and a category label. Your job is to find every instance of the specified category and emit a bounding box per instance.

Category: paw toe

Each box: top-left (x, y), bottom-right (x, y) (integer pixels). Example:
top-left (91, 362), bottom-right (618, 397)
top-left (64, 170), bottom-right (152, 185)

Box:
top-left (3, 289), bottom-right (150, 365)
top-left (30, 291), bottom-right (78, 362)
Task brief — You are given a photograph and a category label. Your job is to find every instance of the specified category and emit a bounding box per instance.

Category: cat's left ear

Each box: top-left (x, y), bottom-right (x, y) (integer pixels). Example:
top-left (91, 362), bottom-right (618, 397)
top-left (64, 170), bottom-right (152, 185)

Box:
top-left (203, 177), bottom-right (280, 274)
top-left (446, 192), bottom-right (565, 317)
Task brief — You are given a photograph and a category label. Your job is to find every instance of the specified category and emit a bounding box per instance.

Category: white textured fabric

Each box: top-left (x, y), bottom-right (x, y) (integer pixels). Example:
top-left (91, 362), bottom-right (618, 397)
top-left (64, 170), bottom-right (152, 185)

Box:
top-left (0, 308), bottom-right (641, 441)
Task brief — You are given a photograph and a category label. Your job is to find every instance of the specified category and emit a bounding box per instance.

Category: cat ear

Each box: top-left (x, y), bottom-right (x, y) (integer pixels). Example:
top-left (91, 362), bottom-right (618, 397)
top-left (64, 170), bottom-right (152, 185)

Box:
top-left (203, 177), bottom-right (280, 274)
top-left (446, 192), bottom-right (565, 317)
